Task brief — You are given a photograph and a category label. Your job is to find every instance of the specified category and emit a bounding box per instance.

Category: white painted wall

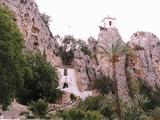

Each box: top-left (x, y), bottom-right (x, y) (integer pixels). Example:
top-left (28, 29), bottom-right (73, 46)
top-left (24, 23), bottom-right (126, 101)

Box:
top-left (102, 19), bottom-right (116, 28)
top-left (57, 68), bottom-right (75, 88)
top-left (57, 67), bottom-right (92, 99)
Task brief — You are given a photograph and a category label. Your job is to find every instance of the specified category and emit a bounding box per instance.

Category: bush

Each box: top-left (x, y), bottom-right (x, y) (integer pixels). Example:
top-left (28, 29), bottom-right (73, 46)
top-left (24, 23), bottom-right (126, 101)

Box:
top-left (59, 47), bottom-right (74, 65)
top-left (40, 13), bottom-right (51, 26)
top-left (58, 108), bottom-right (103, 120)
top-left (139, 80), bottom-right (160, 110)
top-left (70, 93), bottom-right (77, 102)
top-left (94, 76), bottom-right (113, 95)
top-left (77, 40), bottom-right (92, 56)
top-left (17, 53), bottom-right (63, 105)
top-left (79, 96), bottom-right (104, 111)
top-left (128, 77), bottom-right (141, 97)
top-left (0, 5), bottom-right (26, 110)
top-left (21, 100), bottom-right (51, 119)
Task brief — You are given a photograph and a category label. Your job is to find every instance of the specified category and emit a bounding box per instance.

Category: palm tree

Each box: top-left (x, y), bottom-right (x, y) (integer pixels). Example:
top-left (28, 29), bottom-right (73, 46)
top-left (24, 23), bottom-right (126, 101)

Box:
top-left (99, 95), bottom-right (126, 120)
top-left (58, 108), bottom-right (103, 120)
top-left (122, 94), bottom-right (150, 120)
top-left (150, 107), bottom-right (160, 120)
top-left (97, 39), bottom-right (128, 120)
top-left (20, 100), bottom-right (53, 119)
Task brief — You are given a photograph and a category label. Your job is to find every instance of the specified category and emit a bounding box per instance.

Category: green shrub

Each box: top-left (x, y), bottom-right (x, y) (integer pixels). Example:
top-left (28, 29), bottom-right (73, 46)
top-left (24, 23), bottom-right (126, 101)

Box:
top-left (128, 77), bottom-right (141, 97)
top-left (21, 100), bottom-right (51, 119)
top-left (70, 93), bottom-right (77, 102)
top-left (0, 5), bottom-right (26, 110)
top-left (17, 53), bottom-right (63, 105)
top-left (59, 47), bottom-right (74, 65)
top-left (94, 76), bottom-right (113, 95)
top-left (59, 108), bottom-right (103, 120)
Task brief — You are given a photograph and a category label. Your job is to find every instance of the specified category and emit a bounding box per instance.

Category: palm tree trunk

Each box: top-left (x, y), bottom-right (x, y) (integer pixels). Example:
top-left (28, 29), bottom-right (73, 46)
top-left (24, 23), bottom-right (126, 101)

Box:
top-left (112, 62), bottom-right (122, 120)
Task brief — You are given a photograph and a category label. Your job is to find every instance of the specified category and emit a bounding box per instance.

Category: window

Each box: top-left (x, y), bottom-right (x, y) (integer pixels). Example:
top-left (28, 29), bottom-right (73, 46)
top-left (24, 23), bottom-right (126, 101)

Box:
top-left (109, 21), bottom-right (112, 26)
top-left (63, 82), bottom-right (68, 89)
top-left (64, 68), bottom-right (68, 76)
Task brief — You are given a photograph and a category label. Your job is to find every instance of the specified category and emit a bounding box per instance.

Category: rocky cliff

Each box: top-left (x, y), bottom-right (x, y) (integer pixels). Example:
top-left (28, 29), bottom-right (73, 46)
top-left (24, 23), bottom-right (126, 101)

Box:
top-left (0, 0), bottom-right (62, 66)
top-left (1, 0), bottom-right (160, 102)
top-left (73, 27), bottom-right (131, 101)
top-left (127, 32), bottom-right (160, 89)
top-left (73, 49), bottom-right (97, 91)
top-left (96, 27), bottom-right (130, 101)
top-left (73, 26), bottom-right (160, 101)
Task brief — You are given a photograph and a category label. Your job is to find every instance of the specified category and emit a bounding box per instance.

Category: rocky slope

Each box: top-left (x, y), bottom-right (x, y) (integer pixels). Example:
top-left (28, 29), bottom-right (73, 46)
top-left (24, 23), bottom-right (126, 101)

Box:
top-left (73, 27), bottom-right (132, 101)
top-left (72, 26), bottom-right (160, 101)
top-left (0, 0), bottom-right (62, 66)
top-left (96, 27), bottom-right (130, 101)
top-left (73, 49), bottom-right (97, 91)
top-left (1, 0), bottom-right (160, 103)
top-left (127, 32), bottom-right (160, 89)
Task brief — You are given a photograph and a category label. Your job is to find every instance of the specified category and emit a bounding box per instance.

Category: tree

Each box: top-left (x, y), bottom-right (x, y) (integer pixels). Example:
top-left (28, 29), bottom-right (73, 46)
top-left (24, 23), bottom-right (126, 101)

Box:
top-left (98, 39), bottom-right (128, 120)
top-left (59, 108), bottom-right (85, 120)
top-left (70, 93), bottom-right (77, 102)
top-left (127, 77), bottom-right (141, 97)
top-left (122, 105), bottom-right (146, 120)
top-left (150, 107), bottom-right (160, 120)
top-left (0, 5), bottom-right (26, 110)
top-left (122, 95), bottom-right (150, 120)
top-left (79, 96), bottom-right (104, 111)
top-left (59, 35), bottom-right (92, 65)
top-left (21, 100), bottom-right (52, 119)
top-left (94, 76), bottom-right (113, 95)
top-left (77, 39), bottom-right (92, 56)
top-left (133, 94), bottom-right (150, 112)
top-left (139, 80), bottom-right (160, 110)
top-left (59, 35), bottom-right (76, 65)
top-left (85, 110), bottom-right (103, 120)
top-left (40, 13), bottom-right (51, 26)
top-left (17, 53), bottom-right (63, 105)
top-left (98, 96), bottom-right (117, 120)
top-left (58, 108), bottom-right (103, 120)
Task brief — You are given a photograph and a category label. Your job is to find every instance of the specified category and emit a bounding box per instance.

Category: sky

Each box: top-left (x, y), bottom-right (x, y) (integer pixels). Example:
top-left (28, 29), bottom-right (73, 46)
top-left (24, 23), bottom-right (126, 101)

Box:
top-left (35, 0), bottom-right (160, 42)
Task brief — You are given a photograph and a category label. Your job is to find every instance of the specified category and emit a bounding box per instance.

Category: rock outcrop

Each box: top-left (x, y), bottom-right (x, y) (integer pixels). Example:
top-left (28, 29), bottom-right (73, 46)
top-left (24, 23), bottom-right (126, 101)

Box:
top-left (74, 49), bottom-right (97, 91)
top-left (0, 0), bottom-right (62, 66)
top-left (74, 28), bottom-right (160, 101)
top-left (127, 32), bottom-right (160, 89)
top-left (2, 0), bottom-right (160, 103)
top-left (96, 27), bottom-right (130, 101)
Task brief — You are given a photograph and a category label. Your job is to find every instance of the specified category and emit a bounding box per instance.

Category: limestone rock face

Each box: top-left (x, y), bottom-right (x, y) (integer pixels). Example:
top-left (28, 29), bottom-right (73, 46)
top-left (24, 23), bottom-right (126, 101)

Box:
top-left (96, 27), bottom-right (129, 101)
top-left (127, 32), bottom-right (160, 88)
top-left (74, 49), bottom-right (97, 91)
top-left (87, 37), bottom-right (97, 53)
top-left (0, 0), bottom-right (62, 66)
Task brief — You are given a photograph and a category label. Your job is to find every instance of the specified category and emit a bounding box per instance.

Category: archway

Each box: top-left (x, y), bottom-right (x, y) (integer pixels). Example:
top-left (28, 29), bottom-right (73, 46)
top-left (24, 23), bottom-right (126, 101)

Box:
top-left (63, 82), bottom-right (68, 89)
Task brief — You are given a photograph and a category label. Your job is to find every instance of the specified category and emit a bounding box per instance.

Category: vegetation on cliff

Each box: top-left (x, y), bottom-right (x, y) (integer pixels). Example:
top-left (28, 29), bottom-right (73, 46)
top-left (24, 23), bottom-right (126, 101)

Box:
top-left (17, 53), bottom-right (63, 105)
top-left (0, 5), bottom-right (26, 110)
top-left (59, 35), bottom-right (91, 65)
top-left (0, 5), bottom-right (62, 110)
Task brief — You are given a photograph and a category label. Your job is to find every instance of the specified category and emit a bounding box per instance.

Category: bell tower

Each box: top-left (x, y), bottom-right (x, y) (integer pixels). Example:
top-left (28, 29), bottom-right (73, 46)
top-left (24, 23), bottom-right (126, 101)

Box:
top-left (101, 15), bottom-right (116, 28)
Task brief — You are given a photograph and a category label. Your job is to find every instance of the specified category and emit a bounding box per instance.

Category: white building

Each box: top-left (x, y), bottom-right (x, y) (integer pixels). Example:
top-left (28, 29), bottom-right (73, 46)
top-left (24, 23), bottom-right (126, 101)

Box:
top-left (57, 66), bottom-right (92, 99)
top-left (101, 15), bottom-right (116, 28)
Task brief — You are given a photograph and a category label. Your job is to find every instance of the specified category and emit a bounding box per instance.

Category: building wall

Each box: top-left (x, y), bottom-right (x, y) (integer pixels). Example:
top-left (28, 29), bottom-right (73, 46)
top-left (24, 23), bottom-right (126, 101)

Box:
top-left (57, 67), bottom-right (92, 99)
top-left (57, 68), bottom-right (76, 88)
top-left (102, 19), bottom-right (116, 28)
